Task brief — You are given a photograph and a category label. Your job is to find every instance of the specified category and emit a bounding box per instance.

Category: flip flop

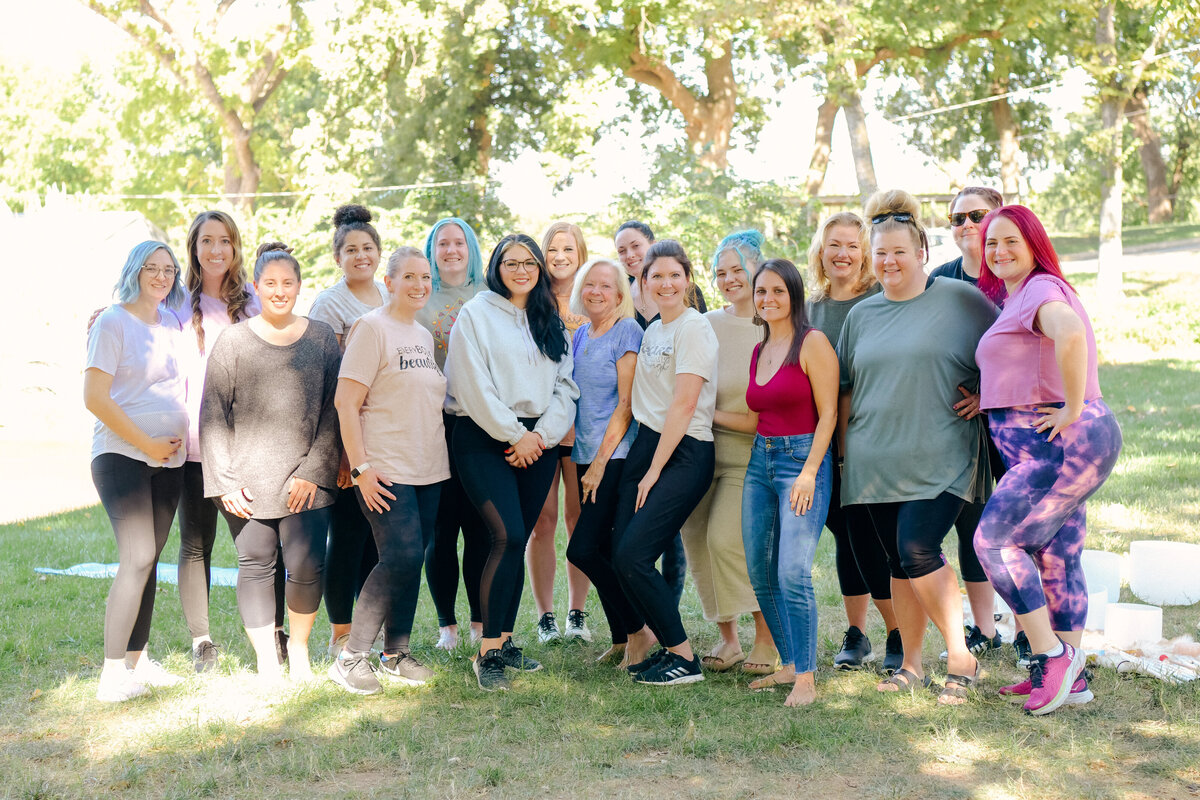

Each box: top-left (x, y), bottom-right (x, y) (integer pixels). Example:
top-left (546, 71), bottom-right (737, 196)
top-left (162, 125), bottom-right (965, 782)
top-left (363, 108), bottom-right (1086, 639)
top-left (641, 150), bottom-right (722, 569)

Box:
top-left (700, 644), bottom-right (746, 672)
top-left (877, 668), bottom-right (932, 693)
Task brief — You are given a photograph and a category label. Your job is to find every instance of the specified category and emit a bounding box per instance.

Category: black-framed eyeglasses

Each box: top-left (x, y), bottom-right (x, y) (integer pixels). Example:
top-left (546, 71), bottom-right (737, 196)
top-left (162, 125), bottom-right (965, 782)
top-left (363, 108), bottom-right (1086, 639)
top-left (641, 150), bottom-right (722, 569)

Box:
top-left (870, 212), bottom-right (914, 225)
top-left (948, 209), bottom-right (989, 227)
top-left (500, 259), bottom-right (539, 274)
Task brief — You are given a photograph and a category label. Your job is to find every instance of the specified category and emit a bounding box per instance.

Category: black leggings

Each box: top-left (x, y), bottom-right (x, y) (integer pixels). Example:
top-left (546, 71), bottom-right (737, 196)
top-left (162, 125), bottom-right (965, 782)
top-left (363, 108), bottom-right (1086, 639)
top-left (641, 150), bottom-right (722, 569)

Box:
top-left (946, 432), bottom-right (1007, 585)
top-left (864, 492), bottom-right (965, 580)
top-left (425, 413), bottom-right (489, 628)
top-left (233, 507), bottom-right (330, 629)
top-left (348, 484), bottom-right (440, 653)
top-left (452, 415), bottom-right (558, 639)
top-left (177, 461), bottom-right (285, 635)
top-left (612, 429), bottom-right (714, 649)
top-left (566, 460), bottom-right (645, 644)
top-left (323, 487), bottom-right (377, 626)
top-left (91, 453), bottom-right (184, 660)
top-left (825, 463), bottom-right (892, 600)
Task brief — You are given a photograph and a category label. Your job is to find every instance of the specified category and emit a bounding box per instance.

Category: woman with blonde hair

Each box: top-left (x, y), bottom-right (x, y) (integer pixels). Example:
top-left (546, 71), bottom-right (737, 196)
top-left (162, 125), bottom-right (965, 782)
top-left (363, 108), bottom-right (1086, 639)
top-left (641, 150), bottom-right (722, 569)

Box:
top-left (528, 221), bottom-right (593, 643)
top-left (804, 212), bottom-right (899, 673)
top-left (837, 189), bottom-right (997, 704)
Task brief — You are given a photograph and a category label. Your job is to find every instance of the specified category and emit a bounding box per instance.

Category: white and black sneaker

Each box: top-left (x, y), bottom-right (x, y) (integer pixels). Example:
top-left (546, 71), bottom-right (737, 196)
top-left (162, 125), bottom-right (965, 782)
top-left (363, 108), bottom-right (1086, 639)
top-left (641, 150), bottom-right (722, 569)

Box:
top-left (833, 626), bottom-right (873, 670)
top-left (327, 651), bottom-right (382, 695)
top-left (536, 612), bottom-right (561, 644)
top-left (378, 651), bottom-right (433, 686)
top-left (564, 609), bottom-right (592, 641)
top-left (626, 648), bottom-right (669, 676)
top-left (634, 651), bottom-right (704, 686)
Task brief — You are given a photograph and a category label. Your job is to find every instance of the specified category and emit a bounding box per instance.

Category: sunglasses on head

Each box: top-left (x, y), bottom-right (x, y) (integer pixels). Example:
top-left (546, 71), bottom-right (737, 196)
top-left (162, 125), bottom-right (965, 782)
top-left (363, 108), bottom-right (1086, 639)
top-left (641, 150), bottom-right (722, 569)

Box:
top-left (948, 209), bottom-right (990, 227)
top-left (870, 212), bottom-right (914, 225)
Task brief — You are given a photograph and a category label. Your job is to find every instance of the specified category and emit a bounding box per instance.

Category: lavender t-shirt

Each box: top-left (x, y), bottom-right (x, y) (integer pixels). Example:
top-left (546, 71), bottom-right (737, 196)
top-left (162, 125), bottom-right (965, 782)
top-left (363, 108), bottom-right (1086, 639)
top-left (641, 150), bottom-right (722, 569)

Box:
top-left (570, 317), bottom-right (643, 464)
top-left (976, 274), bottom-right (1102, 410)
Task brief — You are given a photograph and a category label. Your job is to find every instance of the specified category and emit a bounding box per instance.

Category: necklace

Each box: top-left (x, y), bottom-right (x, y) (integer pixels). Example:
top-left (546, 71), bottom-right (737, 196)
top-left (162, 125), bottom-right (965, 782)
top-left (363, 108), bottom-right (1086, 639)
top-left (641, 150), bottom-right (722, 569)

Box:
top-left (760, 338), bottom-right (791, 368)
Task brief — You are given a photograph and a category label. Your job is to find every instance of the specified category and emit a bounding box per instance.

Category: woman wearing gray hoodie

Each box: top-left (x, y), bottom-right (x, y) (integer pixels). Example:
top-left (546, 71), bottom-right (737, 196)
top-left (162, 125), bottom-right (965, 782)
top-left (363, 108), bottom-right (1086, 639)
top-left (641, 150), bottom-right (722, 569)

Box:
top-left (445, 233), bottom-right (580, 691)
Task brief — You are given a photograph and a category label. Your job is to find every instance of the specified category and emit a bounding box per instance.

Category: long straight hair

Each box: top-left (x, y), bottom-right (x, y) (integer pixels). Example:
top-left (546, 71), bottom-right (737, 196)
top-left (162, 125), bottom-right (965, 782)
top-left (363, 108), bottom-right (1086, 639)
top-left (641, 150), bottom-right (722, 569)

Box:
top-left (753, 258), bottom-right (812, 368)
top-left (485, 234), bottom-right (568, 362)
top-left (977, 205), bottom-right (1075, 304)
top-left (186, 210), bottom-right (249, 353)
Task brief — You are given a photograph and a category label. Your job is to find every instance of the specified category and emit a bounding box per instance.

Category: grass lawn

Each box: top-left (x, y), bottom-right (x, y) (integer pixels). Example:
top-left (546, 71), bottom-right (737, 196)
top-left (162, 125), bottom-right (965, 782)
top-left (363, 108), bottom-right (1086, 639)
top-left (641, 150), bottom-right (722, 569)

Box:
top-left (1, 267), bottom-right (1197, 799)
top-left (1052, 222), bottom-right (1200, 256)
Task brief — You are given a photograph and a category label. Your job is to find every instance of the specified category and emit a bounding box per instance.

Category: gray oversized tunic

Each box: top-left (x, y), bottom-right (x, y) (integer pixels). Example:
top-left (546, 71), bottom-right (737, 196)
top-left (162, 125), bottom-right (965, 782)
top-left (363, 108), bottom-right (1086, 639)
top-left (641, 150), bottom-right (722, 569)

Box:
top-left (200, 319), bottom-right (342, 519)
top-left (836, 278), bottom-right (998, 506)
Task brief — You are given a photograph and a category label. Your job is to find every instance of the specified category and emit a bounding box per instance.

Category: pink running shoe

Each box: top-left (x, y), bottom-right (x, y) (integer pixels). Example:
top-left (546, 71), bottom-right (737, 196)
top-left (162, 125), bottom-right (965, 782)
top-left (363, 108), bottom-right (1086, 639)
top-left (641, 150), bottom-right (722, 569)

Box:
top-left (1000, 673), bottom-right (1092, 705)
top-left (1023, 642), bottom-right (1085, 716)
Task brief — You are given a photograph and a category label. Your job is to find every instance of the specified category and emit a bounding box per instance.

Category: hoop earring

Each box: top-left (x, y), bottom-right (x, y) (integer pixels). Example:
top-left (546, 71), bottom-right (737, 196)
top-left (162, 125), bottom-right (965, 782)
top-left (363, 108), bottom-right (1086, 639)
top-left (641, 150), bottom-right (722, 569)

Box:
top-left (752, 313), bottom-right (765, 326)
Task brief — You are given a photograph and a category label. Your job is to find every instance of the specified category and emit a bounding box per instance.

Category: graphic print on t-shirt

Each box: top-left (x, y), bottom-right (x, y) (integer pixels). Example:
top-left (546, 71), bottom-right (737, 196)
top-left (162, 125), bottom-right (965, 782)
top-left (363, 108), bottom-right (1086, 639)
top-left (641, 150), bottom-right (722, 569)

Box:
top-left (639, 340), bottom-right (674, 372)
top-left (393, 343), bottom-right (440, 373)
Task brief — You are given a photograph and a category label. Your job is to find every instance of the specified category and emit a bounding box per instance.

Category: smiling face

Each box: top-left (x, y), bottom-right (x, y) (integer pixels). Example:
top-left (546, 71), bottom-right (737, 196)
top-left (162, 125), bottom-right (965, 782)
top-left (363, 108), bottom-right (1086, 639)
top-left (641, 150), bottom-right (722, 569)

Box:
top-left (821, 223), bottom-right (864, 283)
top-left (196, 219), bottom-right (235, 284)
top-left (951, 194), bottom-right (996, 262)
top-left (615, 227), bottom-right (651, 279)
top-left (545, 231), bottom-right (581, 285)
top-left (434, 223), bottom-right (469, 287)
top-left (385, 256), bottom-right (433, 315)
top-left (644, 256), bottom-right (689, 315)
top-left (984, 215), bottom-right (1035, 291)
top-left (336, 230), bottom-right (380, 286)
top-left (580, 262), bottom-right (622, 325)
top-left (498, 243), bottom-right (540, 302)
top-left (714, 248), bottom-right (753, 305)
top-left (254, 259), bottom-right (301, 321)
top-left (753, 268), bottom-right (790, 325)
top-left (139, 248), bottom-right (178, 305)
top-left (872, 228), bottom-right (926, 300)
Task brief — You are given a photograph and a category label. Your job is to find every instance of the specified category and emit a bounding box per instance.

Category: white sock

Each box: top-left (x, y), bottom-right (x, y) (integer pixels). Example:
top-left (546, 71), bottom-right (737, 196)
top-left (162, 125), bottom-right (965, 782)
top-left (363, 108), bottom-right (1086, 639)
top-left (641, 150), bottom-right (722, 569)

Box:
top-left (1041, 640), bottom-right (1065, 658)
top-left (103, 658), bottom-right (129, 674)
top-left (192, 635), bottom-right (212, 649)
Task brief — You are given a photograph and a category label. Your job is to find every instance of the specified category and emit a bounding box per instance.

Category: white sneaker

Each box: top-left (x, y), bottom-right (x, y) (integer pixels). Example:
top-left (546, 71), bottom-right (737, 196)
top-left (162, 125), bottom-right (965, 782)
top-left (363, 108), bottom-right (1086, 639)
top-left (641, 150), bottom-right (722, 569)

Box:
top-left (564, 609), bottom-right (592, 642)
top-left (97, 666), bottom-right (148, 703)
top-left (131, 654), bottom-right (182, 688)
top-left (327, 633), bottom-right (350, 660)
top-left (536, 612), bottom-right (561, 644)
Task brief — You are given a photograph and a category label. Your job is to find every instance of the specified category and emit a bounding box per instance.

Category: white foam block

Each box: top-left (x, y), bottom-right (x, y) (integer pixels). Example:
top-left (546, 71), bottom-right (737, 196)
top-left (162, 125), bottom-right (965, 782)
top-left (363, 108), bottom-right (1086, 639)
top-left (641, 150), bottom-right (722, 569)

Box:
top-left (1084, 590), bottom-right (1108, 631)
top-left (1104, 602), bottom-right (1163, 649)
top-left (1128, 540), bottom-right (1200, 606)
top-left (1082, 549), bottom-right (1123, 603)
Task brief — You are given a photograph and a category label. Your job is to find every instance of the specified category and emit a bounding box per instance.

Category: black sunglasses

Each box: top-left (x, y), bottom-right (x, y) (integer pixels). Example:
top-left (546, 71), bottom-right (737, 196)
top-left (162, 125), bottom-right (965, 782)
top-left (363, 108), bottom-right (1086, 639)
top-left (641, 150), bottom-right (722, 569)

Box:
top-left (870, 212), bottom-right (914, 225)
top-left (948, 209), bottom-right (990, 227)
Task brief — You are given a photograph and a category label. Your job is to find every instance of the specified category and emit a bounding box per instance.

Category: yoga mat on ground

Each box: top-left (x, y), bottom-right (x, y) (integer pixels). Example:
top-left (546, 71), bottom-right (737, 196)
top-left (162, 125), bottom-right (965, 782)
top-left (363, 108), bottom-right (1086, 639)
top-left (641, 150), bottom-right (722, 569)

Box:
top-left (35, 562), bottom-right (239, 587)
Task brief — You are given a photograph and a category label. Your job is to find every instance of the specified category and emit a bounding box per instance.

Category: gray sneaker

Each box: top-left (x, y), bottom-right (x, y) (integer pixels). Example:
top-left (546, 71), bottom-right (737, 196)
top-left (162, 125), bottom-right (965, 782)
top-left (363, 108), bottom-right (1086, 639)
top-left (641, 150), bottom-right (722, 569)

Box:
top-left (500, 637), bottom-right (542, 671)
top-left (473, 649), bottom-right (511, 692)
top-left (379, 651), bottom-right (433, 686)
top-left (327, 651), bottom-right (381, 695)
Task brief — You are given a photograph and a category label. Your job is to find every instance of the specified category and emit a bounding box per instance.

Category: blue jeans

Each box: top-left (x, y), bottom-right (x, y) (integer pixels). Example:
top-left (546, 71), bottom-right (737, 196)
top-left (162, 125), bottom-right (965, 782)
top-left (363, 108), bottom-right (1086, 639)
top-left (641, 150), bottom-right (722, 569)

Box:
top-left (741, 434), bottom-right (832, 673)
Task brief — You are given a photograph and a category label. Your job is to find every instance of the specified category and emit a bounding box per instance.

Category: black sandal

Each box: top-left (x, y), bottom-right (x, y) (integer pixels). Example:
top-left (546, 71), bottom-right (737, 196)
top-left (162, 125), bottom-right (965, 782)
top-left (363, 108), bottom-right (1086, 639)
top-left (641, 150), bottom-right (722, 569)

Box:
top-left (877, 668), bottom-right (932, 693)
top-left (938, 665), bottom-right (980, 705)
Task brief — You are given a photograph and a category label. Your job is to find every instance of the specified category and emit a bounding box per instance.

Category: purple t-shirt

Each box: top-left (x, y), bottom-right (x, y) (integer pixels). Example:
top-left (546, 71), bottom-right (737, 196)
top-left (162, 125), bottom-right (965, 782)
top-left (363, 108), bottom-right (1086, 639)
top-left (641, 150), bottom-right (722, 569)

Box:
top-left (570, 317), bottom-right (643, 464)
top-left (976, 274), bottom-right (1101, 410)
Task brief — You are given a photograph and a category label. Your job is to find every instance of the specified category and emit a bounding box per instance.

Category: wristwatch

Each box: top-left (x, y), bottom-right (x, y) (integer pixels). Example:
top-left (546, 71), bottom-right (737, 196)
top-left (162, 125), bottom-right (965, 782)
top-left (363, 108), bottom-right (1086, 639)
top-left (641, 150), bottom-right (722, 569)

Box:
top-left (350, 462), bottom-right (371, 480)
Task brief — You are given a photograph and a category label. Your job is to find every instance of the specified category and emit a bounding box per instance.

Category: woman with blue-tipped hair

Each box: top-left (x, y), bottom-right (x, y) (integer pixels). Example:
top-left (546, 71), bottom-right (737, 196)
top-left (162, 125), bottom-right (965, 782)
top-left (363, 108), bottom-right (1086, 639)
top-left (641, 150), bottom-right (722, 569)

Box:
top-left (680, 230), bottom-right (777, 676)
top-left (416, 216), bottom-right (490, 650)
top-left (85, 240), bottom-right (189, 702)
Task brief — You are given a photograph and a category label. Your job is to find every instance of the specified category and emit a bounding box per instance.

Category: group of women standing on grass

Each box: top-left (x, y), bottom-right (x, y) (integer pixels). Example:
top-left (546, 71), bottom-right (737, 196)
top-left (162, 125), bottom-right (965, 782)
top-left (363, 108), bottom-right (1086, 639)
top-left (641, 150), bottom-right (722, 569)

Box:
top-left (85, 190), bottom-right (1120, 716)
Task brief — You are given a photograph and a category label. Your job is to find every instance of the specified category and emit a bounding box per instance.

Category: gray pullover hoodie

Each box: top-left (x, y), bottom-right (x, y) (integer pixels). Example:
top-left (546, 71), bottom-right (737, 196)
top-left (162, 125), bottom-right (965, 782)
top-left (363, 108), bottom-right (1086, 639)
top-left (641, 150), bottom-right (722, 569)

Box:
top-left (445, 290), bottom-right (579, 447)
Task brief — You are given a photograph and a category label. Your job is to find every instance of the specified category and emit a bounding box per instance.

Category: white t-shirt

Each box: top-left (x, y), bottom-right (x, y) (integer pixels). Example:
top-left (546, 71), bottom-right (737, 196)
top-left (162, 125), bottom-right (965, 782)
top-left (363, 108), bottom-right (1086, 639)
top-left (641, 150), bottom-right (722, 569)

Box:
top-left (86, 305), bottom-right (189, 467)
top-left (308, 279), bottom-right (388, 339)
top-left (339, 308), bottom-right (450, 485)
top-left (631, 307), bottom-right (718, 441)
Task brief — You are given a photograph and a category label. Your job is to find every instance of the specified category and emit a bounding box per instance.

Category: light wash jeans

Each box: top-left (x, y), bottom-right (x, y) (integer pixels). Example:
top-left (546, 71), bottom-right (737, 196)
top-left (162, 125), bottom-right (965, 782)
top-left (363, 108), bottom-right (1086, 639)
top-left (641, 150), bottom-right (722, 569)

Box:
top-left (741, 433), bottom-right (832, 673)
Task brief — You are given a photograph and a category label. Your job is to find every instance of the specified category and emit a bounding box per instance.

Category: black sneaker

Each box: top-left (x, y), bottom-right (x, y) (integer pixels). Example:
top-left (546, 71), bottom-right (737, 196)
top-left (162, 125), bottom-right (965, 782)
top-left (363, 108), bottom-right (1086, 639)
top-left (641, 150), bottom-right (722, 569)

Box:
top-left (275, 629), bottom-right (289, 665)
top-left (499, 637), bottom-right (542, 672)
top-left (473, 649), bottom-right (511, 692)
top-left (327, 651), bottom-right (381, 695)
top-left (379, 651), bottom-right (434, 686)
top-left (193, 640), bottom-right (219, 674)
top-left (833, 626), bottom-right (873, 670)
top-left (1013, 631), bottom-right (1033, 667)
top-left (634, 651), bottom-right (704, 686)
top-left (536, 612), bottom-right (561, 644)
top-left (882, 628), bottom-right (903, 674)
top-left (966, 625), bottom-right (1003, 655)
top-left (626, 648), bottom-right (669, 675)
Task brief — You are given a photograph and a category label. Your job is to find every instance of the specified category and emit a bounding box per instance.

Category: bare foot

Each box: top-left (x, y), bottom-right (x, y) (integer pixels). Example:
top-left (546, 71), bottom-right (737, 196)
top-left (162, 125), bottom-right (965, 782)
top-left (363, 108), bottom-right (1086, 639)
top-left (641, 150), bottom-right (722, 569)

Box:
top-left (785, 673), bottom-right (816, 706)
top-left (749, 666), bottom-right (795, 691)
top-left (469, 623), bottom-right (483, 643)
top-left (287, 642), bottom-right (313, 682)
top-left (596, 643), bottom-right (626, 664)
top-left (436, 626), bottom-right (459, 651)
top-left (622, 629), bottom-right (657, 670)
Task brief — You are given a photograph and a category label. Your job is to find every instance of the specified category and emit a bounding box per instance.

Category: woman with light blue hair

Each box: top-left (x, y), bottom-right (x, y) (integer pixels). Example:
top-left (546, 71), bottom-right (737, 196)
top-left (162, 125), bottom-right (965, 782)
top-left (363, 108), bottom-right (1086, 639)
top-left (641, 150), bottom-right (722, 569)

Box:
top-left (84, 240), bottom-right (189, 702)
top-left (415, 216), bottom-right (490, 649)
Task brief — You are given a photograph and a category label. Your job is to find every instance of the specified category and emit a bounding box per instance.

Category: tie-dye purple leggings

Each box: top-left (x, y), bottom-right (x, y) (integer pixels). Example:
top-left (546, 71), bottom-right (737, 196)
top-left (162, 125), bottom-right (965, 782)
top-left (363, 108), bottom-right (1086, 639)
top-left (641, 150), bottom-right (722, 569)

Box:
top-left (974, 400), bottom-right (1122, 631)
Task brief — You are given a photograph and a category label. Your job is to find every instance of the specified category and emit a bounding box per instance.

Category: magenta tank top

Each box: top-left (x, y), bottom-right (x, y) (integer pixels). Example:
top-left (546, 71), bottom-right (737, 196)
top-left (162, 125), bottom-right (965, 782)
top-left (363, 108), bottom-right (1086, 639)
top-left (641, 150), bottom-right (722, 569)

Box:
top-left (746, 342), bottom-right (819, 436)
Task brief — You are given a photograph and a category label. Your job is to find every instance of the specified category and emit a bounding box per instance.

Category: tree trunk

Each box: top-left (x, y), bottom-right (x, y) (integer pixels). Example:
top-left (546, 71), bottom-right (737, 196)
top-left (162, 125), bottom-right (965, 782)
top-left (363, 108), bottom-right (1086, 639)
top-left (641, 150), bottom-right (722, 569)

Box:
top-left (1169, 123), bottom-right (1189, 208)
top-left (1126, 85), bottom-right (1172, 223)
top-left (989, 45), bottom-right (1021, 200)
top-left (843, 90), bottom-right (877, 196)
top-left (805, 97), bottom-right (839, 198)
top-left (1095, 2), bottom-right (1123, 298)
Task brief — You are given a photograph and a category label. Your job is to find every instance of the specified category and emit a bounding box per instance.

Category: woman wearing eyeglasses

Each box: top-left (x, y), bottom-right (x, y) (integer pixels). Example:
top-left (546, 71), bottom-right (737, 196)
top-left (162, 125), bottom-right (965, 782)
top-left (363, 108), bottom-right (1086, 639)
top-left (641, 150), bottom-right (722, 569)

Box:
top-left (837, 190), bottom-right (997, 705)
top-left (85, 242), bottom-right (189, 702)
top-left (444, 234), bottom-right (579, 691)
top-left (927, 187), bottom-right (1010, 663)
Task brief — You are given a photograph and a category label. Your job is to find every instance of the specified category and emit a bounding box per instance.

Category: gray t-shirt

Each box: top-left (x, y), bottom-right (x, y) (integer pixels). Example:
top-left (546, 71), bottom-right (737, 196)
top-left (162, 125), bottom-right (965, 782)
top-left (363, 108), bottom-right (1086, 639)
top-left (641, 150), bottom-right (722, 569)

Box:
top-left (200, 319), bottom-right (342, 518)
top-left (307, 279), bottom-right (388, 340)
top-left (806, 283), bottom-right (883, 346)
top-left (837, 278), bottom-right (998, 505)
top-left (570, 317), bottom-right (643, 464)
